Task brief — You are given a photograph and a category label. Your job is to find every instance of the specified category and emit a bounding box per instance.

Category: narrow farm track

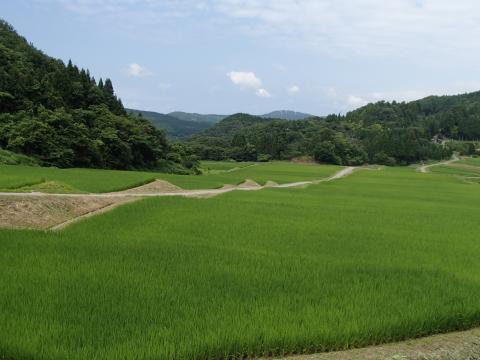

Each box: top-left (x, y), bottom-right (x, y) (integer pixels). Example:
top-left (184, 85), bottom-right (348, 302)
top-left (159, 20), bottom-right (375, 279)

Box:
top-left (0, 166), bottom-right (358, 199)
top-left (276, 327), bottom-right (480, 360)
top-left (224, 163), bottom-right (258, 172)
top-left (418, 154), bottom-right (460, 173)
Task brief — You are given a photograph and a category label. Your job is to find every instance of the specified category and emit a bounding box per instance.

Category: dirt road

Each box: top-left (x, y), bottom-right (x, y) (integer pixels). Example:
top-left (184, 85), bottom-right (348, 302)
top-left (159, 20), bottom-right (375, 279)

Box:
top-left (277, 327), bottom-right (480, 360)
top-left (418, 154), bottom-right (460, 173)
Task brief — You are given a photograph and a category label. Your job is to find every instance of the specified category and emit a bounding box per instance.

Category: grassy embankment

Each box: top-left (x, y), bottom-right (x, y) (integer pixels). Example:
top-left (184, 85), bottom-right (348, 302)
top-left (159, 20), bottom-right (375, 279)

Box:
top-left (0, 149), bottom-right (38, 166)
top-left (1, 166), bottom-right (480, 359)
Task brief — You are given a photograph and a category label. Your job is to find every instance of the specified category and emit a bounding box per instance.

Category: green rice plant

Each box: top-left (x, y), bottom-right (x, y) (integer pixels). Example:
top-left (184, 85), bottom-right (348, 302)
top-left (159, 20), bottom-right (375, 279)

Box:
top-left (432, 157), bottom-right (480, 180)
top-left (161, 162), bottom-right (341, 189)
top-left (200, 161), bottom-right (254, 172)
top-left (1, 167), bottom-right (480, 359)
top-left (0, 165), bottom-right (161, 193)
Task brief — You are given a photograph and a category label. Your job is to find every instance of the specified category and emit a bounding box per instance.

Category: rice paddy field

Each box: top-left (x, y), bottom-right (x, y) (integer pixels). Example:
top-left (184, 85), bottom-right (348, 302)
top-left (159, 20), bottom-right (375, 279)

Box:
top-left (0, 165), bottom-right (159, 193)
top-left (0, 162), bottom-right (341, 192)
top-left (431, 157), bottom-right (480, 182)
top-left (1, 162), bottom-right (480, 359)
top-left (200, 161), bottom-right (254, 172)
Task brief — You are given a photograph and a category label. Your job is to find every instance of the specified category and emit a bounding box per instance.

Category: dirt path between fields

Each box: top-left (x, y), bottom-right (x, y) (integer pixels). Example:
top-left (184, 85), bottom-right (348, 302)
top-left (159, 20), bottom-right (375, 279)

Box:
top-left (274, 327), bottom-right (480, 360)
top-left (202, 163), bottom-right (257, 174)
top-left (418, 154), bottom-right (460, 173)
top-left (0, 166), bottom-right (357, 230)
top-left (0, 166), bottom-right (357, 199)
top-left (225, 163), bottom-right (257, 172)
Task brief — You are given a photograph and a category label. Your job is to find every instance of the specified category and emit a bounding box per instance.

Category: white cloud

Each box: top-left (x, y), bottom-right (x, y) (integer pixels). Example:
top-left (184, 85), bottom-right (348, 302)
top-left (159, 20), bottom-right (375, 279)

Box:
top-left (287, 85), bottom-right (300, 94)
top-left (227, 71), bottom-right (271, 97)
top-left (44, 1), bottom-right (480, 58)
top-left (228, 71), bottom-right (262, 89)
top-left (215, 0), bottom-right (480, 57)
top-left (127, 63), bottom-right (152, 77)
top-left (44, 0), bottom-right (194, 18)
top-left (256, 88), bottom-right (271, 97)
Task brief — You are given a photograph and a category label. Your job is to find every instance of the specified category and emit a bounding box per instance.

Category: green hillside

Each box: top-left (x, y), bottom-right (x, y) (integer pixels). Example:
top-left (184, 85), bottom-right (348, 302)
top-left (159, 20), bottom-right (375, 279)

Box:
top-left (127, 109), bottom-right (212, 139)
top-left (0, 20), bottom-right (196, 172)
top-left (189, 93), bottom-right (480, 164)
top-left (345, 92), bottom-right (480, 140)
top-left (261, 110), bottom-right (313, 120)
top-left (0, 149), bottom-right (38, 166)
top-left (168, 111), bottom-right (226, 123)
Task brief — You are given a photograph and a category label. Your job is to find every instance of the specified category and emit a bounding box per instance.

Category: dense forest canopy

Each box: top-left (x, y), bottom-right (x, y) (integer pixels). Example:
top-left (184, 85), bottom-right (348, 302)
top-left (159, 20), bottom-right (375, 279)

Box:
top-left (188, 93), bottom-right (480, 165)
top-left (0, 20), bottom-right (197, 172)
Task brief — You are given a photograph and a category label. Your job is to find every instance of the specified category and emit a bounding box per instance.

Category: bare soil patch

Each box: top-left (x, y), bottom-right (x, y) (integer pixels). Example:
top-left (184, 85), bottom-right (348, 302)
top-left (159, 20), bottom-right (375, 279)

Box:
top-left (0, 196), bottom-right (130, 230)
top-left (115, 179), bottom-right (182, 194)
top-left (264, 180), bottom-right (279, 187)
top-left (237, 179), bottom-right (262, 189)
top-left (220, 184), bottom-right (237, 190)
top-left (276, 328), bottom-right (480, 360)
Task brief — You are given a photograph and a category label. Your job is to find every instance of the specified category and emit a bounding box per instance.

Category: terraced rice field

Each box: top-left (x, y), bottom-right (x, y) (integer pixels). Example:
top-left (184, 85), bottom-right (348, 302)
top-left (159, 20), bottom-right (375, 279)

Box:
top-left (0, 162), bottom-right (341, 193)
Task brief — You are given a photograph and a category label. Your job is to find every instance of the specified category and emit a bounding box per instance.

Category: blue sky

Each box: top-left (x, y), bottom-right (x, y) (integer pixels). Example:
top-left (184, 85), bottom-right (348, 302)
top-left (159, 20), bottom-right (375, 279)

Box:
top-left (2, 0), bottom-right (480, 115)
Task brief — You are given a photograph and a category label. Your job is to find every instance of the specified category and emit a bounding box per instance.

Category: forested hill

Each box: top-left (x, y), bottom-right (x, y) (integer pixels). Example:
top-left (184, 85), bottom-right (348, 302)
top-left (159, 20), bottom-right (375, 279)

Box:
top-left (189, 93), bottom-right (480, 164)
top-left (168, 112), bottom-right (226, 124)
top-left (0, 20), bottom-right (196, 172)
top-left (198, 113), bottom-right (273, 137)
top-left (261, 110), bottom-right (312, 120)
top-left (344, 92), bottom-right (480, 140)
top-left (126, 109), bottom-right (213, 139)
top-left (0, 20), bottom-right (124, 116)
top-left (130, 110), bottom-right (313, 139)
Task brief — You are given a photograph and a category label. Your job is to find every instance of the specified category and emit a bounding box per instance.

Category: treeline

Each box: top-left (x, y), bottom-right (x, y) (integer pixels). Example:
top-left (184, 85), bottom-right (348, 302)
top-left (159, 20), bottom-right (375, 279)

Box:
top-left (0, 20), bottom-right (197, 172)
top-left (346, 93), bottom-right (480, 141)
top-left (189, 94), bottom-right (480, 166)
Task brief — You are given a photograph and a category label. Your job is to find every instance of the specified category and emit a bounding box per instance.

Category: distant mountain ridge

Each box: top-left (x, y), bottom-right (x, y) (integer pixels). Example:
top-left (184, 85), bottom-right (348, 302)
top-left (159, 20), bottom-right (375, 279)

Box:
top-left (261, 110), bottom-right (313, 120)
top-left (126, 109), bottom-right (213, 139)
top-left (196, 113), bottom-right (272, 138)
top-left (128, 109), bottom-right (313, 138)
top-left (168, 112), bottom-right (226, 124)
